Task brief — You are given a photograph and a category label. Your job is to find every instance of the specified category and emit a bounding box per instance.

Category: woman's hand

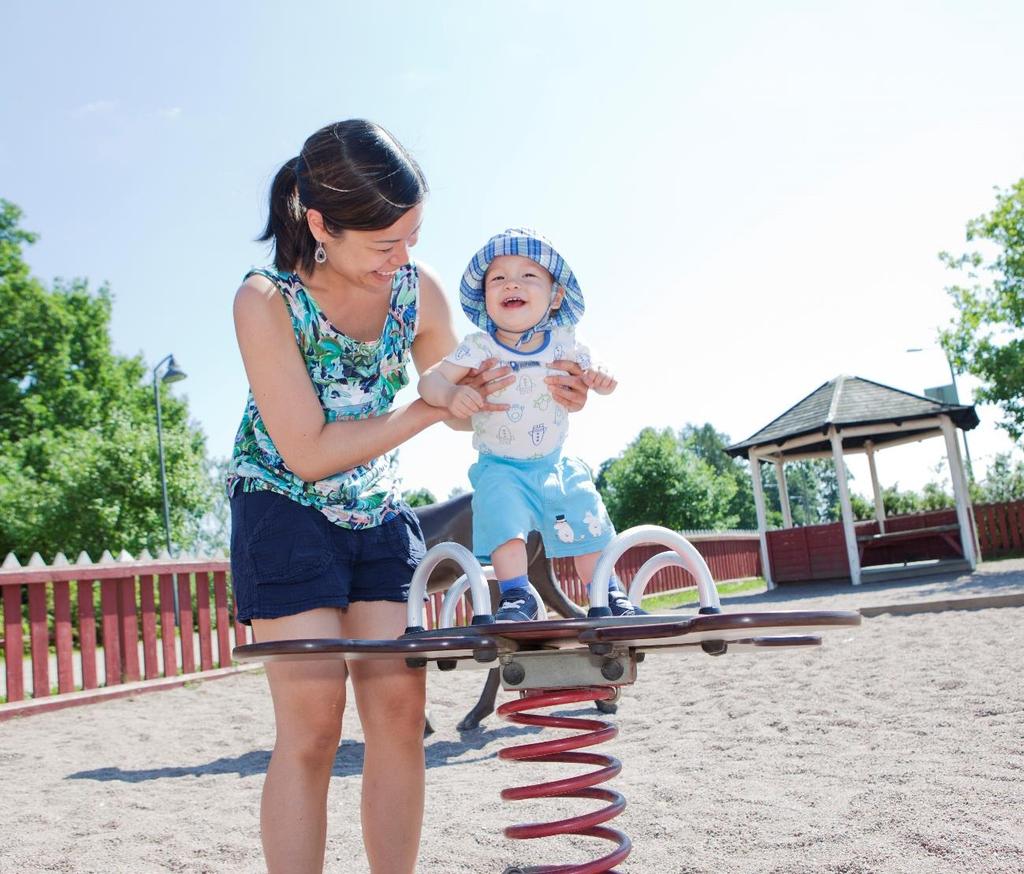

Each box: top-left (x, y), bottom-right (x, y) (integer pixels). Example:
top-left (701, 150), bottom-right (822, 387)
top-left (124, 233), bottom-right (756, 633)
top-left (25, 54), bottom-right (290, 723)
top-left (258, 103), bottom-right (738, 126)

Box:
top-left (546, 360), bottom-right (592, 413)
top-left (459, 358), bottom-right (513, 411)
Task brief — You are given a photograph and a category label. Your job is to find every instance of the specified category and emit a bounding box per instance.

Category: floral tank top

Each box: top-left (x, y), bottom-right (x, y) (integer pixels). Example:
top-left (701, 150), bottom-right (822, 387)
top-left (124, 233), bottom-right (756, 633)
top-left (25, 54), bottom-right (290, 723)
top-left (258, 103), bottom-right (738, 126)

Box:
top-left (226, 264), bottom-right (419, 528)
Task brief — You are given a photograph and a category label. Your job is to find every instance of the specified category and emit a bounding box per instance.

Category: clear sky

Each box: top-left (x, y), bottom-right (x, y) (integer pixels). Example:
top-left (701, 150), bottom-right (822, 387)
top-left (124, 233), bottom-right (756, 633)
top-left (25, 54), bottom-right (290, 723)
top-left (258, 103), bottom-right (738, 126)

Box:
top-left (3, 0), bottom-right (1021, 505)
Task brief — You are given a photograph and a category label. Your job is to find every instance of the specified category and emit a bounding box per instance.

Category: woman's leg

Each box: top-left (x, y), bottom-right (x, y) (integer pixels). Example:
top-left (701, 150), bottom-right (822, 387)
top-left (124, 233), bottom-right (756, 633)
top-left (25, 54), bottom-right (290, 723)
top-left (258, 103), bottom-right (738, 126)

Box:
top-left (254, 608), bottom-right (348, 874)
top-left (343, 601), bottom-right (427, 874)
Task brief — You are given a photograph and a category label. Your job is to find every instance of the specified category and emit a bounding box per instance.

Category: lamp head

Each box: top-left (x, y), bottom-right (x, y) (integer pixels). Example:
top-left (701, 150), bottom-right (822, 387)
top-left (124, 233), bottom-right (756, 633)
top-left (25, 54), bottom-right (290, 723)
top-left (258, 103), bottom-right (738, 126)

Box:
top-left (161, 355), bottom-right (187, 384)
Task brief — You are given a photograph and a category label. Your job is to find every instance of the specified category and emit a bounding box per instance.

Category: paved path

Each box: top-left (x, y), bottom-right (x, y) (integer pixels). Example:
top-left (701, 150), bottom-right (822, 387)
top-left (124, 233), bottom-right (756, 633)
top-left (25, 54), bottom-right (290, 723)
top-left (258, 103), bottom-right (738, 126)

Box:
top-left (713, 556), bottom-right (1024, 614)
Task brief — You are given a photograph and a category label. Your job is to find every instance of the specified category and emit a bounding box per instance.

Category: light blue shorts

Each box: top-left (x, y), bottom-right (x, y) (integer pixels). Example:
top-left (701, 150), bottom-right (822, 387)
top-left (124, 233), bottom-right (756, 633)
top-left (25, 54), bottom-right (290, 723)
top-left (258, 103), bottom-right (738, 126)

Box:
top-left (468, 450), bottom-right (616, 562)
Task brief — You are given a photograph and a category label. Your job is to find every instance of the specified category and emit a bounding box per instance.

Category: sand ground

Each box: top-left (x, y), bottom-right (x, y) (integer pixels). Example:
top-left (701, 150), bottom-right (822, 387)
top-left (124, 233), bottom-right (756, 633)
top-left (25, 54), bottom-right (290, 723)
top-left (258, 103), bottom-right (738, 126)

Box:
top-left (1, 559), bottom-right (1022, 873)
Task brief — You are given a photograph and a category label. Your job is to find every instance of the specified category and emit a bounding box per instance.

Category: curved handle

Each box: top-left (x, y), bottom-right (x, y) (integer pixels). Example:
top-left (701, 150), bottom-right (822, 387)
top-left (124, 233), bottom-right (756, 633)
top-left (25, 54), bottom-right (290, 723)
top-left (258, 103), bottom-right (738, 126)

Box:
top-left (591, 525), bottom-right (721, 616)
top-left (406, 542), bottom-right (493, 632)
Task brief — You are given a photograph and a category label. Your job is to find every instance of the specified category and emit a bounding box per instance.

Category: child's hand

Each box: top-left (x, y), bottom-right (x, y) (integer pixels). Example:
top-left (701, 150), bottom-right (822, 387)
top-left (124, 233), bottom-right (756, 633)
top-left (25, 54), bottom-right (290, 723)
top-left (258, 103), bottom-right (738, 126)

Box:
top-left (448, 384), bottom-right (484, 418)
top-left (581, 366), bottom-right (617, 395)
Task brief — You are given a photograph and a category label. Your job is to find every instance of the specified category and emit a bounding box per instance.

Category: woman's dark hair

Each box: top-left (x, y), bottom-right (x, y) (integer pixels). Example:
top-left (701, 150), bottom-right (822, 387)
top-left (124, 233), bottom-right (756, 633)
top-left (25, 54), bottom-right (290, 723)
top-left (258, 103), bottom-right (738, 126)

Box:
top-left (259, 119), bottom-right (428, 274)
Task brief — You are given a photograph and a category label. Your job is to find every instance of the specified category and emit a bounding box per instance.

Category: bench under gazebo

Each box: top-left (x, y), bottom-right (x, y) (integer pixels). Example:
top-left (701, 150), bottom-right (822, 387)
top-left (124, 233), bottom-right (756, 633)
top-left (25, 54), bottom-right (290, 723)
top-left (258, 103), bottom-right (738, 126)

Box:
top-left (726, 375), bottom-right (980, 587)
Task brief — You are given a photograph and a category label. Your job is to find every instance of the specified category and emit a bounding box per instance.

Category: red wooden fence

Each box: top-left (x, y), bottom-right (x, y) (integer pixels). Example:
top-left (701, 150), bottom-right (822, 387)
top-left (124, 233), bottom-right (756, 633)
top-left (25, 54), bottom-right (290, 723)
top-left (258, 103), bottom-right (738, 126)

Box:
top-left (552, 533), bottom-right (762, 606)
top-left (763, 500), bottom-right (1024, 583)
top-left (0, 534), bottom-right (761, 719)
top-left (974, 500), bottom-right (1024, 559)
top-left (0, 558), bottom-right (247, 719)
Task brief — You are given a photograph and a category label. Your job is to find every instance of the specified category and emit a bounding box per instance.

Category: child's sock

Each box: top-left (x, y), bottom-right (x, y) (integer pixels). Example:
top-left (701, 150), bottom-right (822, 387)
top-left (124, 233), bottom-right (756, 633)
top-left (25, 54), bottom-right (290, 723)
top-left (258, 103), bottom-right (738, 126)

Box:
top-left (587, 575), bottom-right (625, 598)
top-left (499, 574), bottom-right (530, 593)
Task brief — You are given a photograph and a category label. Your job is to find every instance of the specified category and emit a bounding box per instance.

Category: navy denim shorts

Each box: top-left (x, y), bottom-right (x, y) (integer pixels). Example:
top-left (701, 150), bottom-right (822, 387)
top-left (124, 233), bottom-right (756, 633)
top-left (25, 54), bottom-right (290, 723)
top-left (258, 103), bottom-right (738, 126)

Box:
top-left (229, 489), bottom-right (426, 625)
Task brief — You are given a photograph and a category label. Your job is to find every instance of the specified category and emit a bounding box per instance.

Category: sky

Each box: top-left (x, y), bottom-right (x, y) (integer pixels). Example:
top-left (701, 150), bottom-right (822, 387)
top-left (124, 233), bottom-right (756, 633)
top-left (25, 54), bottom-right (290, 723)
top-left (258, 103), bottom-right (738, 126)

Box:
top-left (2, 0), bottom-right (1022, 508)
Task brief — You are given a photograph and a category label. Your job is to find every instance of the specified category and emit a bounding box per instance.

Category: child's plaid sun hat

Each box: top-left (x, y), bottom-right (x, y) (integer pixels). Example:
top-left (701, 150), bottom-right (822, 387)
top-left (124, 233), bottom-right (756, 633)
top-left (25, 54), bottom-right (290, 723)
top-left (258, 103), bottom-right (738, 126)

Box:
top-left (459, 228), bottom-right (585, 333)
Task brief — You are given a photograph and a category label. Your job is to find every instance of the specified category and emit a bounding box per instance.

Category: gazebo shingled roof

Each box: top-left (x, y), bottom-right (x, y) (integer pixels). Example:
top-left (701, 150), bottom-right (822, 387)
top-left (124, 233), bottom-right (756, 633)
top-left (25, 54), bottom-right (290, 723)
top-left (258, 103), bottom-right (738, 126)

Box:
top-left (725, 375), bottom-right (979, 458)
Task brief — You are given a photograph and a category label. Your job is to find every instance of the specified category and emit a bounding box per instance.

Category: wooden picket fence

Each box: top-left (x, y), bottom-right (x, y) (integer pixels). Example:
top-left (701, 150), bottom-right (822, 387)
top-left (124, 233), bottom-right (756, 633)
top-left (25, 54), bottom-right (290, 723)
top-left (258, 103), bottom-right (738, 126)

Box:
top-left (0, 533), bottom-right (762, 719)
top-left (0, 557), bottom-right (245, 720)
top-left (974, 500), bottom-right (1024, 559)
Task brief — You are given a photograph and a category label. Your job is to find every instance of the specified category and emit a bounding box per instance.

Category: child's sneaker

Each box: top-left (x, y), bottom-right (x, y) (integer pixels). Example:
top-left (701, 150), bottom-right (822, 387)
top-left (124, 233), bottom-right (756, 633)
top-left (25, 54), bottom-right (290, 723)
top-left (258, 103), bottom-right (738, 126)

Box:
top-left (608, 589), bottom-right (647, 617)
top-left (494, 587), bottom-right (540, 622)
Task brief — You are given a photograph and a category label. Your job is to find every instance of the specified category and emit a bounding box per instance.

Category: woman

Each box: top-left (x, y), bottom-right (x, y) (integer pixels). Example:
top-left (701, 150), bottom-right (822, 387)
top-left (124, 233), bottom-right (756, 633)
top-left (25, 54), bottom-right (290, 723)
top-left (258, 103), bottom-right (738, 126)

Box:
top-left (227, 119), bottom-right (590, 874)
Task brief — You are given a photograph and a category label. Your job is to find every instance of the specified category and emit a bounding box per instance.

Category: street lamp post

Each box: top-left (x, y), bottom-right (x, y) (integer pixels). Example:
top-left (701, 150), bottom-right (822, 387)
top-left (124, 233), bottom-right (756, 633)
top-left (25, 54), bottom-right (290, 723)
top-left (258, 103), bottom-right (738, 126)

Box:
top-left (907, 346), bottom-right (974, 481)
top-left (152, 354), bottom-right (187, 555)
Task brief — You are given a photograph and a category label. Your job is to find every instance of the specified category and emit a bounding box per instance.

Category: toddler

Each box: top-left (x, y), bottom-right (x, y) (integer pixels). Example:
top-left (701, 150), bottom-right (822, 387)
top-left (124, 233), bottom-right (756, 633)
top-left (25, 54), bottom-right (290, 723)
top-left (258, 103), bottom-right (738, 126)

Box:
top-left (419, 228), bottom-right (644, 620)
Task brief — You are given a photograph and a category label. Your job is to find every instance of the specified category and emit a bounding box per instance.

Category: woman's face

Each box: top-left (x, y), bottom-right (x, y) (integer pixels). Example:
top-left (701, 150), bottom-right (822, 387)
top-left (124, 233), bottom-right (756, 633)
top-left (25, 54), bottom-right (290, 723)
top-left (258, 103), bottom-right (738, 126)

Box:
top-left (311, 203), bottom-right (423, 291)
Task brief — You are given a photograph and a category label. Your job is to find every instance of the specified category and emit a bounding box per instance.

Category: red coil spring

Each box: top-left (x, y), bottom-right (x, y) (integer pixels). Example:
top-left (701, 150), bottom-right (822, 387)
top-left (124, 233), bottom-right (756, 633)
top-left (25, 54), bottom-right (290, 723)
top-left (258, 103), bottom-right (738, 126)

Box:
top-left (496, 686), bottom-right (631, 874)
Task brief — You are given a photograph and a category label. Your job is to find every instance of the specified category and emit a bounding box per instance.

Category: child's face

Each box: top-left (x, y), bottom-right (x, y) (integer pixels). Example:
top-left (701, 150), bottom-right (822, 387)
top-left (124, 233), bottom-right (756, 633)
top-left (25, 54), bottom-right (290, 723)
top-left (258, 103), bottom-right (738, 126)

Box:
top-left (484, 255), bottom-right (561, 336)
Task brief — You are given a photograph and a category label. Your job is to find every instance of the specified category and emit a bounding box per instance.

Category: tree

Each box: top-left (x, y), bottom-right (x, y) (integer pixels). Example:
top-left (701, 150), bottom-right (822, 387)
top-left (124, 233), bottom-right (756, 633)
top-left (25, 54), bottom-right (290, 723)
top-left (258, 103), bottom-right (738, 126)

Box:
top-left (752, 456), bottom-right (852, 526)
top-left (919, 481), bottom-right (954, 511)
top-left (940, 179), bottom-right (1024, 439)
top-left (0, 199), bottom-right (211, 560)
top-left (679, 423), bottom-right (758, 528)
top-left (975, 452), bottom-right (1024, 503)
top-left (880, 485), bottom-right (923, 517)
top-left (186, 457), bottom-right (231, 555)
top-left (403, 487), bottom-right (437, 508)
top-left (597, 427), bottom-right (738, 531)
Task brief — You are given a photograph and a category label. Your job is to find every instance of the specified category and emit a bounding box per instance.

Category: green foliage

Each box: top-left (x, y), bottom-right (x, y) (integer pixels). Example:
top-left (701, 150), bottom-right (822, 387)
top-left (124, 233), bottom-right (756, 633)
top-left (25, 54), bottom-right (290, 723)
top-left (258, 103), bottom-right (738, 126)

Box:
top-left (919, 481), bottom-right (955, 511)
top-left (403, 487), bottom-right (437, 508)
top-left (680, 423), bottom-right (757, 528)
top-left (881, 485), bottom-right (926, 516)
top-left (850, 480), bottom-right (954, 520)
top-left (0, 199), bottom-right (211, 560)
top-left (186, 457), bottom-right (231, 555)
top-left (974, 452), bottom-right (1024, 503)
top-left (940, 178), bottom-right (1024, 439)
top-left (597, 427), bottom-right (738, 531)
top-left (601, 423), bottom-right (862, 532)
top-left (758, 458), bottom-right (847, 525)
top-left (850, 492), bottom-right (875, 521)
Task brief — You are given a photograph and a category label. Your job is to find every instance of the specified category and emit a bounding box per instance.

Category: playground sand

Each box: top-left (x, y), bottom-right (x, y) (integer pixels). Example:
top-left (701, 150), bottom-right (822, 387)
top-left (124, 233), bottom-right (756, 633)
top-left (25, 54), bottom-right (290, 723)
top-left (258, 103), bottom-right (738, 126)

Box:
top-left (1, 600), bottom-right (1022, 872)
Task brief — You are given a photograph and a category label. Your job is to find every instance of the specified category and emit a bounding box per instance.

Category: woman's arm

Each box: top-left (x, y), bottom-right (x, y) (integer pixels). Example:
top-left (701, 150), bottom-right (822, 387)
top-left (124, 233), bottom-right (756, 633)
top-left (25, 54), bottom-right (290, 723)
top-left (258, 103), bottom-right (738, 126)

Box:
top-left (233, 275), bottom-right (448, 482)
top-left (413, 263), bottom-right (514, 412)
top-left (410, 263), bottom-right (461, 375)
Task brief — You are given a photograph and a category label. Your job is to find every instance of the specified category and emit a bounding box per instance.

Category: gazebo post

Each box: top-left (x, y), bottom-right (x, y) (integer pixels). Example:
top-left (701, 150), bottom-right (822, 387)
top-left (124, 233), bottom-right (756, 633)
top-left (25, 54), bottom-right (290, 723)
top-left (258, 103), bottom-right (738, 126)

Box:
top-left (773, 459), bottom-right (793, 528)
top-left (950, 425), bottom-right (982, 560)
top-left (865, 440), bottom-right (886, 534)
top-left (828, 427), bottom-right (862, 586)
top-left (748, 450), bottom-right (775, 590)
top-left (940, 415), bottom-right (977, 570)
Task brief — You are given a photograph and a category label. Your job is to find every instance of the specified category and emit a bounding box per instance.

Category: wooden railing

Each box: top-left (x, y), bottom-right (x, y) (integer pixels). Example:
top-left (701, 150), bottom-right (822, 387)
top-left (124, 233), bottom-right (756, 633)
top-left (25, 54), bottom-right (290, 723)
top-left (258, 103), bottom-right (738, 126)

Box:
top-left (1, 533), bottom-right (761, 718)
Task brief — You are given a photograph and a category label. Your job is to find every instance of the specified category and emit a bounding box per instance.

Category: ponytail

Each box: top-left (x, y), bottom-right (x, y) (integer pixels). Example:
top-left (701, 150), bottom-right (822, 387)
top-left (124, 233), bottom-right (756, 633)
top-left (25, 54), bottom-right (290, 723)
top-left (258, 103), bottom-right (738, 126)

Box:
top-left (258, 158), bottom-right (317, 273)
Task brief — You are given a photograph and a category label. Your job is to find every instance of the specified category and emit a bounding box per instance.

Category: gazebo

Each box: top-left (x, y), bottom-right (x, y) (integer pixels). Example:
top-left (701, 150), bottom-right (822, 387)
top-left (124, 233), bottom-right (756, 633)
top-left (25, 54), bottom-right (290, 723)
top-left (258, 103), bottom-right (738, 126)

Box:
top-left (726, 375), bottom-right (980, 587)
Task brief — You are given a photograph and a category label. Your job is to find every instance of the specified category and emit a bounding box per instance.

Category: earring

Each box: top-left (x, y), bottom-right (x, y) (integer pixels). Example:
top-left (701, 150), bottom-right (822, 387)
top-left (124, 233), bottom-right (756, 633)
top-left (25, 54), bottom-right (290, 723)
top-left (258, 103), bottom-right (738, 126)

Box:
top-left (314, 241), bottom-right (327, 264)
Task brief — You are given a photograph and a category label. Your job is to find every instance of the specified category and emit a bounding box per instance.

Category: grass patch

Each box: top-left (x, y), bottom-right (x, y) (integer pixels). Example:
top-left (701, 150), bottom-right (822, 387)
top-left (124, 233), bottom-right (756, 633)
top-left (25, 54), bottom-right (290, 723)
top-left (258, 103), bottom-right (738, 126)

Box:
top-left (640, 578), bottom-right (767, 612)
top-left (984, 551), bottom-right (1024, 562)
